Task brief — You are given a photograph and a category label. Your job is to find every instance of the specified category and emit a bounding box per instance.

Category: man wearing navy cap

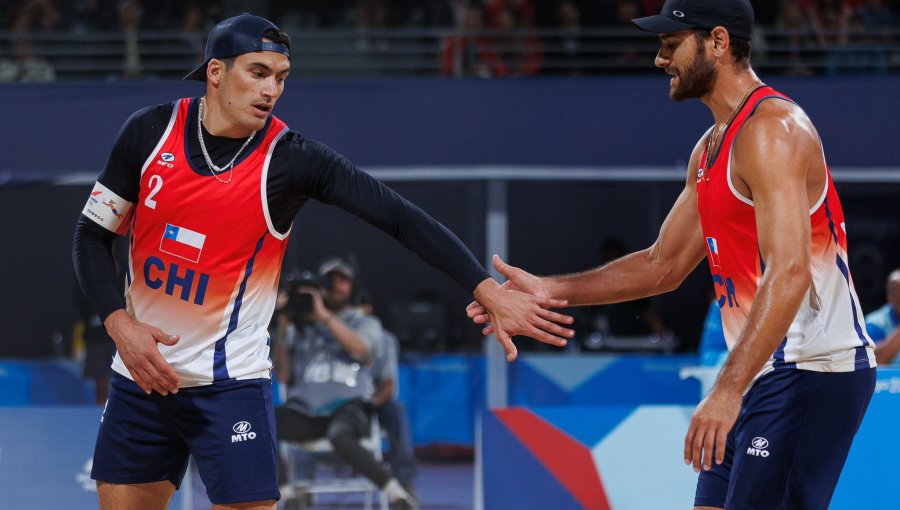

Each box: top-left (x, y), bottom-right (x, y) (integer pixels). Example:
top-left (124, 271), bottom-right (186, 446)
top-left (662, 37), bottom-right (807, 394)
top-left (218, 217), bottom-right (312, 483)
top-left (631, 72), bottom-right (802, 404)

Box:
top-left (73, 13), bottom-right (574, 510)
top-left (469, 0), bottom-right (876, 508)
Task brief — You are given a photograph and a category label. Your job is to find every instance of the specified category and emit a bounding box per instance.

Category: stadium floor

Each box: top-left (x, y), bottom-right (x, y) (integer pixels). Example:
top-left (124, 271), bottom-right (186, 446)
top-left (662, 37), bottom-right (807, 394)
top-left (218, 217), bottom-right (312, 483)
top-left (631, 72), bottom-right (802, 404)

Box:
top-left (189, 460), bottom-right (474, 509)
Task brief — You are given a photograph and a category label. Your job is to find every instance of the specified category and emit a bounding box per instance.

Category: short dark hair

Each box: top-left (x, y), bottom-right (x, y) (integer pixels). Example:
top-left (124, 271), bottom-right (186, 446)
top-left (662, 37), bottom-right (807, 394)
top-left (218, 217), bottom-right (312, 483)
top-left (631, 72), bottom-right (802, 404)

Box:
top-left (222, 27), bottom-right (291, 71)
top-left (693, 29), bottom-right (751, 69)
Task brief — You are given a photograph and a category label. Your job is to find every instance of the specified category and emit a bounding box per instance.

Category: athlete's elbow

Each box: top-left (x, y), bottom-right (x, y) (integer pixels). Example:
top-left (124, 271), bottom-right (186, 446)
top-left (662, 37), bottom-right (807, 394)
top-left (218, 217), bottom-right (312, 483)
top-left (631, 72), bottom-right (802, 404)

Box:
top-left (652, 259), bottom-right (690, 293)
top-left (777, 259), bottom-right (812, 292)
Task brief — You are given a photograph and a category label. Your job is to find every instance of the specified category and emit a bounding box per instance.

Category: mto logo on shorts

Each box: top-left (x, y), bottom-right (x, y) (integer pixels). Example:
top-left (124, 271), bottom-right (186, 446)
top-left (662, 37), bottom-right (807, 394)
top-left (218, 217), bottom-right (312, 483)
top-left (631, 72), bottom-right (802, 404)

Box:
top-left (231, 420), bottom-right (257, 443)
top-left (747, 436), bottom-right (770, 457)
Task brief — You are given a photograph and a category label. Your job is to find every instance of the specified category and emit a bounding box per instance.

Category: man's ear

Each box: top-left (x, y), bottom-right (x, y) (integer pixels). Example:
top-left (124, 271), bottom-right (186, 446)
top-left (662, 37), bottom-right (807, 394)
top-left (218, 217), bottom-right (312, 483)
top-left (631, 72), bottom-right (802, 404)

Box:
top-left (710, 26), bottom-right (731, 57)
top-left (207, 59), bottom-right (224, 85)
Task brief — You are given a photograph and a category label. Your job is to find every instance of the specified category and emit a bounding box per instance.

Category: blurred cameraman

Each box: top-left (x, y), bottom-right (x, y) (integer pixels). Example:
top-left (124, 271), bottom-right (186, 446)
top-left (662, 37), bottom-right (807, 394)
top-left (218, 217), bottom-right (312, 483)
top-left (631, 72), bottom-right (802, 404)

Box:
top-left (274, 257), bottom-right (418, 509)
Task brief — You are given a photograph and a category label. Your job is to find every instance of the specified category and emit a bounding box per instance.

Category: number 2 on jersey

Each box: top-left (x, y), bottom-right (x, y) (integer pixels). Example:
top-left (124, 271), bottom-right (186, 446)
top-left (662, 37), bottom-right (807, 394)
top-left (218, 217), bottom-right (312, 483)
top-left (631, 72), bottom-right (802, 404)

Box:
top-left (145, 175), bottom-right (163, 209)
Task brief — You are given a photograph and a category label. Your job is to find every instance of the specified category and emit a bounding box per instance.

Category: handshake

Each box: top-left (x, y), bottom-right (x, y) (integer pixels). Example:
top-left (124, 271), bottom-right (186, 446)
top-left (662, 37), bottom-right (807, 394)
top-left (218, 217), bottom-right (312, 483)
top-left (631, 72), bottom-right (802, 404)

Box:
top-left (467, 255), bottom-right (575, 362)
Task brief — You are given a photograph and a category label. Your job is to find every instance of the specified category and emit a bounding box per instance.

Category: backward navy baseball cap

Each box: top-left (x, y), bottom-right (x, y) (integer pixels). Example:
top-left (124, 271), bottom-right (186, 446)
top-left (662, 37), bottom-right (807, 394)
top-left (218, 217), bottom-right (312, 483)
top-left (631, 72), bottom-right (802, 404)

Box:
top-left (631, 0), bottom-right (754, 40)
top-left (184, 13), bottom-right (291, 81)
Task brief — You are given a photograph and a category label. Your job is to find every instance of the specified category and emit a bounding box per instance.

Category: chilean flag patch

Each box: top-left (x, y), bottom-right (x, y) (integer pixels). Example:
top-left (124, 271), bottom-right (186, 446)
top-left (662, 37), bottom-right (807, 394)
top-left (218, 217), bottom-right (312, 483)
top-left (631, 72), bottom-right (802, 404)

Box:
top-left (706, 236), bottom-right (720, 268)
top-left (159, 224), bottom-right (206, 263)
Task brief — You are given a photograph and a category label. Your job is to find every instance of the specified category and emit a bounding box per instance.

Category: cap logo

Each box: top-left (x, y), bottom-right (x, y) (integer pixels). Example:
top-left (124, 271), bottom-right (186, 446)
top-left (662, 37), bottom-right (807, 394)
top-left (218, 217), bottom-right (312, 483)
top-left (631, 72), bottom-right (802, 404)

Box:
top-left (672, 10), bottom-right (685, 17)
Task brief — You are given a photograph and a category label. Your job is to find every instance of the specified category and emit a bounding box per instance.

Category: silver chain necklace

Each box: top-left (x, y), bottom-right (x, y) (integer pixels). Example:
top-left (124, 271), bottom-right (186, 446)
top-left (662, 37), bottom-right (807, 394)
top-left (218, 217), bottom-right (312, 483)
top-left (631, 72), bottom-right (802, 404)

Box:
top-left (197, 97), bottom-right (256, 184)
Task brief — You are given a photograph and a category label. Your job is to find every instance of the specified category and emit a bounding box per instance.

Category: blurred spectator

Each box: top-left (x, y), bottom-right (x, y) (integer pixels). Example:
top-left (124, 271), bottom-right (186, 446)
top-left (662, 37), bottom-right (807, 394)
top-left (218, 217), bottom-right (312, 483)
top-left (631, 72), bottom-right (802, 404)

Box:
top-left (442, 4), bottom-right (504, 78)
top-left (69, 0), bottom-right (118, 32)
top-left (555, 0), bottom-right (583, 76)
top-left (353, 0), bottom-right (414, 50)
top-left (2, 0), bottom-right (59, 82)
top-left (857, 0), bottom-right (898, 29)
top-left (777, 0), bottom-right (819, 75)
top-left (408, 0), bottom-right (456, 27)
top-left (487, 0), bottom-right (536, 28)
top-left (490, 3), bottom-right (543, 76)
top-left (615, 0), bottom-right (646, 67)
top-left (865, 269), bottom-right (900, 365)
top-left (802, 0), bottom-right (857, 47)
top-left (119, 0), bottom-right (142, 78)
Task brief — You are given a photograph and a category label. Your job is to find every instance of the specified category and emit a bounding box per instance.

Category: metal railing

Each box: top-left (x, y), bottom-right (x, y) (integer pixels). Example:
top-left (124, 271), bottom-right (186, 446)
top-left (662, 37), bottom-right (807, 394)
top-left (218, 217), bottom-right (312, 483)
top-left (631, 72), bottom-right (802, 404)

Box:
top-left (1, 26), bottom-right (898, 81)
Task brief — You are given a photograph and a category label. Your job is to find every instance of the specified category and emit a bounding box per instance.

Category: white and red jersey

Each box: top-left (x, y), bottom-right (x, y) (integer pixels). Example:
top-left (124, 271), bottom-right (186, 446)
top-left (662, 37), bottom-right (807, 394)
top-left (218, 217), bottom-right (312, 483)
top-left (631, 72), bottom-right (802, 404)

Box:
top-left (116, 97), bottom-right (290, 386)
top-left (696, 86), bottom-right (875, 379)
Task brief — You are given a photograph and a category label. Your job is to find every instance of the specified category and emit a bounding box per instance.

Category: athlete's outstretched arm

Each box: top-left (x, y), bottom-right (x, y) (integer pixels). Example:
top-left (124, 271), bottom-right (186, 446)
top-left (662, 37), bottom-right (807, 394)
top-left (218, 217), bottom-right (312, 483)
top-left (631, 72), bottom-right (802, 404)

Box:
top-left (466, 135), bottom-right (709, 330)
top-left (302, 141), bottom-right (574, 360)
top-left (684, 102), bottom-right (816, 473)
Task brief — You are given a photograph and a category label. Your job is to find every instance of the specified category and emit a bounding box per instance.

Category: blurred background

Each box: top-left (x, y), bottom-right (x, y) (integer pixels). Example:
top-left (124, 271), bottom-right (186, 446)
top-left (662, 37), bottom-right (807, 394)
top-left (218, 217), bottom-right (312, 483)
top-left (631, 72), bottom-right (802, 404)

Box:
top-left (1, 0), bottom-right (899, 509)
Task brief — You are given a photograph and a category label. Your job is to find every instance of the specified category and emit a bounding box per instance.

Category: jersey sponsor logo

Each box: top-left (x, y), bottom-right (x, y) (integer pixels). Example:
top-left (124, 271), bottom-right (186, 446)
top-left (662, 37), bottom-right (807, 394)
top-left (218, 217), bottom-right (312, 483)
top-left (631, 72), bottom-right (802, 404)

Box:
top-left (747, 436), bottom-right (770, 457)
top-left (159, 224), bottom-right (206, 263)
top-left (143, 256), bottom-right (210, 305)
top-left (231, 421), bottom-right (257, 443)
top-left (156, 152), bottom-right (176, 168)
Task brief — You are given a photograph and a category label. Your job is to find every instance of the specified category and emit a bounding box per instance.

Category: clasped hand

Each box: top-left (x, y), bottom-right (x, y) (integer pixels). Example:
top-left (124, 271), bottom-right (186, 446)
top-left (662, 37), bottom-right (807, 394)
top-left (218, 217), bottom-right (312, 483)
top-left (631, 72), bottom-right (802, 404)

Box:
top-left (469, 255), bottom-right (575, 361)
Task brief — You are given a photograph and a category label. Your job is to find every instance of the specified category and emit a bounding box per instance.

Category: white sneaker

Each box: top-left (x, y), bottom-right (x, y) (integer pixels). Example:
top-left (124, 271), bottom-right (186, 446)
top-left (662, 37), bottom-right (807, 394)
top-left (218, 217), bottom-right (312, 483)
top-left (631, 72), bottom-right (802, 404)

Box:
top-left (383, 478), bottom-right (420, 509)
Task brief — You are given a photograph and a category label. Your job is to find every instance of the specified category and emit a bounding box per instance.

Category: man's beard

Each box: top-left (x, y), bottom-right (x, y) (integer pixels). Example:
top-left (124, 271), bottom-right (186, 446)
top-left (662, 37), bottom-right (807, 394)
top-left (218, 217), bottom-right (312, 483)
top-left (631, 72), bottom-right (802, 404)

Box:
top-left (671, 45), bottom-right (718, 102)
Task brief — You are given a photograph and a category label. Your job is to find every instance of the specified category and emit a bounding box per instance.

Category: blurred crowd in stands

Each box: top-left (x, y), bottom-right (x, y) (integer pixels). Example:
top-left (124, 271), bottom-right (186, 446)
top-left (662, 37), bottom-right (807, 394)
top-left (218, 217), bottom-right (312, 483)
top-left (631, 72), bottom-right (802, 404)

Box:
top-left (2, 0), bottom-right (899, 80)
top-left (4, 0), bottom-right (900, 32)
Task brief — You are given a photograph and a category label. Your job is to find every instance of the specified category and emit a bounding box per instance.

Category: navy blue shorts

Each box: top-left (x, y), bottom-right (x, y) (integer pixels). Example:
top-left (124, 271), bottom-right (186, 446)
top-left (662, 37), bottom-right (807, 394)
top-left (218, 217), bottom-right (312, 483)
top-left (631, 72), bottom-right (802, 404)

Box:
top-left (695, 367), bottom-right (875, 510)
top-left (92, 372), bottom-right (280, 505)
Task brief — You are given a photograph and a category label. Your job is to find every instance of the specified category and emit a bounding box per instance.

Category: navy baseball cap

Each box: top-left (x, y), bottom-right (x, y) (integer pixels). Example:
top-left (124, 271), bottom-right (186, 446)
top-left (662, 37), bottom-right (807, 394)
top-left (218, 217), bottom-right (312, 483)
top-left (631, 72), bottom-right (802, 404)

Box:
top-left (184, 13), bottom-right (290, 81)
top-left (632, 0), bottom-right (754, 40)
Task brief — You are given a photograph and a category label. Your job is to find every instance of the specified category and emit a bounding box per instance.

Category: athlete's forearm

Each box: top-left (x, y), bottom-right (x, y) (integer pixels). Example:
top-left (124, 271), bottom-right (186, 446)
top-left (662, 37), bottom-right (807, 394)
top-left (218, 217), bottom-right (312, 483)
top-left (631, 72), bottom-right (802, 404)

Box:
top-left (544, 247), bottom-right (690, 306)
top-left (73, 217), bottom-right (126, 321)
top-left (714, 263), bottom-right (811, 393)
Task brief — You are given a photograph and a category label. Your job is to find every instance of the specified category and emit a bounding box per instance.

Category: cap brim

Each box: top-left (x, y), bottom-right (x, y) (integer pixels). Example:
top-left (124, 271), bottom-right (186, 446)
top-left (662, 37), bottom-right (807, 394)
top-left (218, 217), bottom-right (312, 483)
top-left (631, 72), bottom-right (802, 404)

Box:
top-left (632, 14), bottom-right (697, 35)
top-left (183, 61), bottom-right (208, 81)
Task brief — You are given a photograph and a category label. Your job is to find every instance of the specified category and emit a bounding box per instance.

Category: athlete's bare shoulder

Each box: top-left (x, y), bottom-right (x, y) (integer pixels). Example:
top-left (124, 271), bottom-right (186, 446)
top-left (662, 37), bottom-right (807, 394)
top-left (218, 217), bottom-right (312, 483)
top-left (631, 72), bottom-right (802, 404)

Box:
top-left (731, 94), bottom-right (825, 201)
top-left (737, 97), bottom-right (820, 155)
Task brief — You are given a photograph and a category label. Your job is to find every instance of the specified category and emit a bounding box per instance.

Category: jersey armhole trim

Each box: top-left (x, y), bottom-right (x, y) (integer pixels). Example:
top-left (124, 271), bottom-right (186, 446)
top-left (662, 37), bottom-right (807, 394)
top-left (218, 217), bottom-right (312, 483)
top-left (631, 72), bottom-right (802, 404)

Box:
top-left (140, 101), bottom-right (181, 176)
top-left (261, 126), bottom-right (292, 240)
top-left (726, 96), bottom-right (802, 209)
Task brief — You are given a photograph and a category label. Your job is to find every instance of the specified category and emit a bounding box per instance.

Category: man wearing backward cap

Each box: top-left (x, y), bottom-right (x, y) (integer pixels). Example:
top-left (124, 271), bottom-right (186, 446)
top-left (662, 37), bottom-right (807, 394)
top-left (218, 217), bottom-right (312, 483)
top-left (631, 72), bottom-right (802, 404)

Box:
top-left (468, 1), bottom-right (876, 508)
top-left (74, 13), bottom-right (575, 510)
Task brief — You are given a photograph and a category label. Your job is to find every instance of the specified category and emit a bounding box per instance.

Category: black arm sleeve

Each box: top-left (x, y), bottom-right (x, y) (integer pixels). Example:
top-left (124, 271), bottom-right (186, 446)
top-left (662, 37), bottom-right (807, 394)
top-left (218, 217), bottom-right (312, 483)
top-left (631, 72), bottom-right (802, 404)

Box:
top-left (297, 139), bottom-right (490, 292)
top-left (73, 218), bottom-right (124, 321)
top-left (72, 102), bottom-right (174, 321)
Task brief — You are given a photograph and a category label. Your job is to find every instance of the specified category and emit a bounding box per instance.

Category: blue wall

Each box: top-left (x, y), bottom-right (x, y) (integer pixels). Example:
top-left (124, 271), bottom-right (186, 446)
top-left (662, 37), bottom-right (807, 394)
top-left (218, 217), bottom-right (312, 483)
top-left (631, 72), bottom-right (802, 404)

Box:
top-left (2, 76), bottom-right (898, 182)
top-left (2, 78), bottom-right (899, 357)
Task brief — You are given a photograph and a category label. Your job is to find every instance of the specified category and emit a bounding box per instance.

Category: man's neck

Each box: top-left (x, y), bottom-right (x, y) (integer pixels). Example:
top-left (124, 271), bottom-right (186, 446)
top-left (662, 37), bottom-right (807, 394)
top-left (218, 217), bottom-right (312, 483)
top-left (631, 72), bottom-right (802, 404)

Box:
top-left (702, 69), bottom-right (762, 125)
top-left (200, 95), bottom-right (254, 138)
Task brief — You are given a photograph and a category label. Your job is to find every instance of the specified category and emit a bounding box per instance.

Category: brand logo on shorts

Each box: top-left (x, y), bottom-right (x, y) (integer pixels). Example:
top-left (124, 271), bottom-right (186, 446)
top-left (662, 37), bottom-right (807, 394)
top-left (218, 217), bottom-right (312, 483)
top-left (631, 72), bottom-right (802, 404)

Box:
top-left (231, 421), bottom-right (257, 443)
top-left (747, 436), bottom-right (770, 457)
